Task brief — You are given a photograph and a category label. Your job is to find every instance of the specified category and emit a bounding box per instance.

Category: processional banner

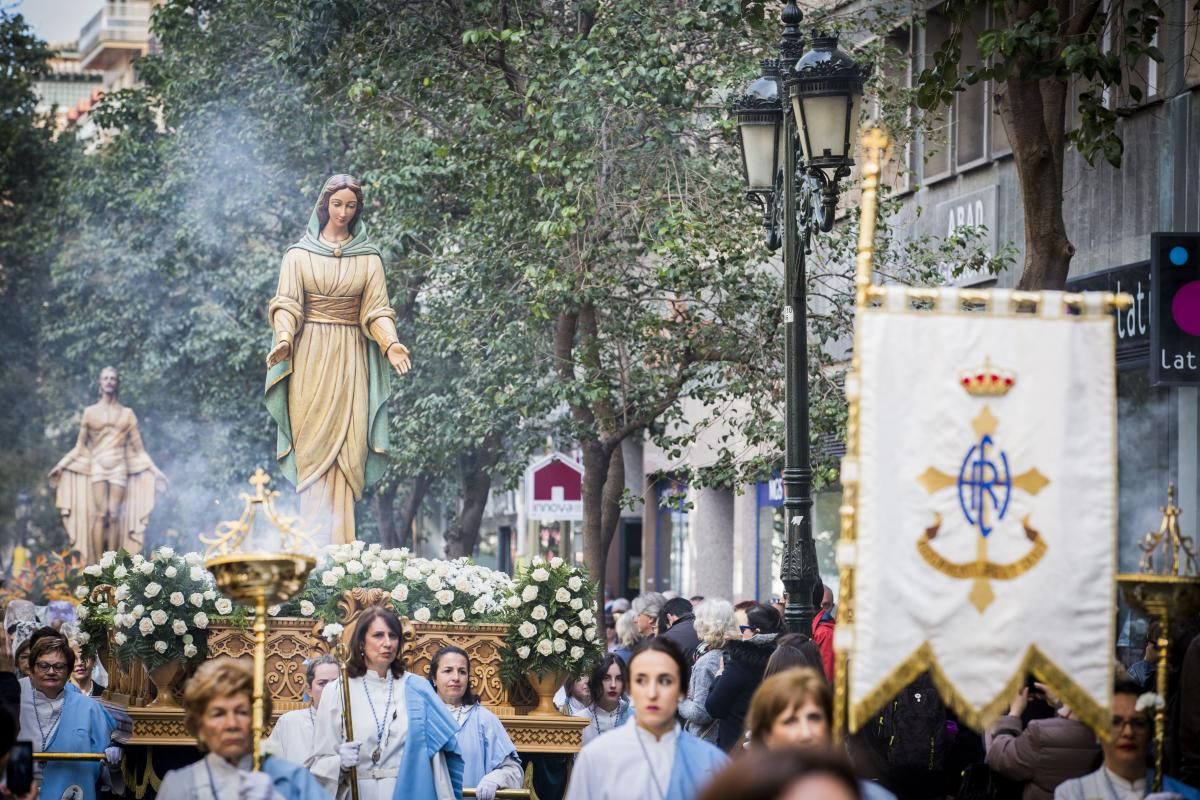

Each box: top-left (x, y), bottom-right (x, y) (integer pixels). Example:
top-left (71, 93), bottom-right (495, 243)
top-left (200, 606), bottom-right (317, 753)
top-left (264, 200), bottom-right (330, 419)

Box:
top-left (843, 288), bottom-right (1118, 735)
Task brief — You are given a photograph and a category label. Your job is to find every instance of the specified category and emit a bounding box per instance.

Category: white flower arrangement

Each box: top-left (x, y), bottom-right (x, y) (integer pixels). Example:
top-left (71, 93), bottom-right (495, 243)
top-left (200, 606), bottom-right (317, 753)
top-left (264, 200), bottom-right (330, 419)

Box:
top-left (1135, 692), bottom-right (1164, 713)
top-left (321, 623), bottom-right (344, 642)
top-left (500, 559), bottom-right (603, 684)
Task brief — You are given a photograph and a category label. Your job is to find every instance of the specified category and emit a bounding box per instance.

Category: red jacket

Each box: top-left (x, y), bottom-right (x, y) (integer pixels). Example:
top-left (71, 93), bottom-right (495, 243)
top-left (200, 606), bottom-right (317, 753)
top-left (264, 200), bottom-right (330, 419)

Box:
top-left (811, 612), bottom-right (836, 682)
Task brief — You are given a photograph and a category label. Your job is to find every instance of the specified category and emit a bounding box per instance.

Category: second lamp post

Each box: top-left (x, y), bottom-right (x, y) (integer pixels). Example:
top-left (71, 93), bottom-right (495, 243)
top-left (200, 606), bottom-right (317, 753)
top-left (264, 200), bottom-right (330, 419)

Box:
top-left (734, 2), bottom-right (867, 634)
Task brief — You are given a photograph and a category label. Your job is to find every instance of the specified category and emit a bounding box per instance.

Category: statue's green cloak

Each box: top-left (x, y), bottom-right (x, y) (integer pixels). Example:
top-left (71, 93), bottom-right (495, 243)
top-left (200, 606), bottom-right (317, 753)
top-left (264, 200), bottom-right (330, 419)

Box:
top-left (263, 187), bottom-right (391, 493)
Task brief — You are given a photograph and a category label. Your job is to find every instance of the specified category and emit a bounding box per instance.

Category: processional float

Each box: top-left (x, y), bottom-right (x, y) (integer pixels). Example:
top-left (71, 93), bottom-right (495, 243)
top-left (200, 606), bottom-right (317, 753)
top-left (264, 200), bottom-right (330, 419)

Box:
top-left (833, 129), bottom-right (1200, 785)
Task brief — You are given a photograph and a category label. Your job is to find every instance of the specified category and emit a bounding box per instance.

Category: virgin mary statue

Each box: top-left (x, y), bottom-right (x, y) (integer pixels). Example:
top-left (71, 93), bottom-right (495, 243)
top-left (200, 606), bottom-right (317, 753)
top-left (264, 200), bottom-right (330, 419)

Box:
top-left (265, 175), bottom-right (411, 545)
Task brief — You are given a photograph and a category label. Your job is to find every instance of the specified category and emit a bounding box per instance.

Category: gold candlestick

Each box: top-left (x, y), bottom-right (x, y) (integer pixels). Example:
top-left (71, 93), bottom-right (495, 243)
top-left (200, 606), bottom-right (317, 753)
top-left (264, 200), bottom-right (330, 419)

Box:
top-left (202, 469), bottom-right (316, 770)
top-left (1116, 483), bottom-right (1200, 790)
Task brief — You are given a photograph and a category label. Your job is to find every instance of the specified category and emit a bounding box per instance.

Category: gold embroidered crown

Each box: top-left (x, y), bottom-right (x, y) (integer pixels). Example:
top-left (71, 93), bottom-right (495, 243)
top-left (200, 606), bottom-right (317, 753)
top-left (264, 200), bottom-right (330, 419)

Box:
top-left (960, 359), bottom-right (1015, 397)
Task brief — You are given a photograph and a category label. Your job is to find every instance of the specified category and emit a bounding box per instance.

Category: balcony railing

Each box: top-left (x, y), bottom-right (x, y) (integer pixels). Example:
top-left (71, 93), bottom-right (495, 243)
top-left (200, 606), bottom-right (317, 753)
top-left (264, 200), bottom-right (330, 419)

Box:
top-left (78, 1), bottom-right (152, 70)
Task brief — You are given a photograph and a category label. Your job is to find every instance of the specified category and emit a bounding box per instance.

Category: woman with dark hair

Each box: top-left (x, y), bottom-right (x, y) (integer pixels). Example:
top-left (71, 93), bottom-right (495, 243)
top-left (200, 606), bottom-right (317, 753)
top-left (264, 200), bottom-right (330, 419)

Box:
top-left (579, 654), bottom-right (632, 744)
top-left (698, 746), bottom-right (862, 800)
top-left (268, 654), bottom-right (339, 765)
top-left (427, 646), bottom-right (522, 800)
top-left (704, 602), bottom-right (782, 751)
top-left (307, 607), bottom-right (463, 799)
top-left (265, 174), bottom-right (413, 546)
top-left (763, 633), bottom-right (825, 680)
top-left (565, 638), bottom-right (728, 800)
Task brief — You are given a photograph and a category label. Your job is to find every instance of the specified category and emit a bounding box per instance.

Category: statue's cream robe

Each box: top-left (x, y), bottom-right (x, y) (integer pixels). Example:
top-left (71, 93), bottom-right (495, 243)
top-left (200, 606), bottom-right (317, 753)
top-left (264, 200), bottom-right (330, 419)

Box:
top-left (269, 249), bottom-right (399, 545)
top-left (267, 707), bottom-right (317, 766)
top-left (308, 672), bottom-right (454, 800)
top-left (158, 754), bottom-right (287, 800)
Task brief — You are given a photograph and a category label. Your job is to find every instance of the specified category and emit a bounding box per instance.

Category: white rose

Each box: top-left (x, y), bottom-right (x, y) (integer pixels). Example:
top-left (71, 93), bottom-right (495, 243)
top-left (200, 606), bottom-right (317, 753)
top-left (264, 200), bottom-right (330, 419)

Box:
top-left (451, 609), bottom-right (466, 623)
top-left (75, 585), bottom-right (89, 599)
top-left (115, 585), bottom-right (130, 601)
top-left (329, 566), bottom-right (346, 580)
top-left (215, 598), bottom-right (233, 615)
top-left (550, 557), bottom-right (563, 568)
top-left (77, 606), bottom-right (90, 621)
top-left (184, 552), bottom-right (202, 565)
top-left (555, 588), bottom-right (571, 603)
top-left (404, 566), bottom-right (421, 581)
top-left (321, 623), bottom-right (344, 641)
top-left (585, 626), bottom-right (597, 641)
top-left (345, 560), bottom-right (363, 575)
top-left (139, 561), bottom-right (155, 575)
top-left (506, 595), bottom-right (521, 609)
top-left (193, 612), bottom-right (210, 629)
top-left (83, 565), bottom-right (102, 577)
top-left (300, 600), bottom-right (316, 617)
top-left (517, 646), bottom-right (531, 659)
top-left (553, 619), bottom-right (568, 634)
top-left (425, 575), bottom-right (443, 591)
top-left (132, 604), bottom-right (145, 618)
top-left (536, 640), bottom-right (554, 656)
top-left (331, 549), bottom-right (350, 564)
top-left (144, 582), bottom-right (162, 599)
top-left (553, 638), bottom-right (567, 653)
top-left (150, 609), bottom-right (168, 625)
top-left (370, 566), bottom-right (388, 582)
top-left (570, 598), bottom-right (583, 610)
top-left (388, 559), bottom-right (403, 572)
top-left (531, 605), bottom-right (547, 621)
top-left (164, 566), bottom-right (177, 578)
top-left (172, 620), bottom-right (187, 635)
top-left (414, 607), bottom-right (431, 623)
top-left (113, 565), bottom-right (128, 579)
top-left (435, 563), bottom-right (450, 578)
top-left (454, 578), bottom-right (471, 593)
top-left (521, 585), bottom-right (538, 603)
top-left (154, 640), bottom-right (168, 653)
top-left (435, 589), bottom-right (454, 605)
top-left (570, 646), bottom-right (584, 660)
top-left (99, 552), bottom-right (116, 569)
top-left (268, 605), bottom-right (281, 617)
top-left (390, 584), bottom-right (409, 602)
top-left (113, 632), bottom-right (127, 645)
top-left (138, 618), bottom-right (154, 636)
top-left (519, 621), bottom-right (537, 638)
top-left (189, 593), bottom-right (204, 607)
top-left (184, 643), bottom-right (198, 658)
top-left (531, 568), bottom-right (549, 582)
top-left (569, 625), bottom-right (582, 639)
top-left (579, 609), bottom-right (594, 625)
top-left (169, 592), bottom-right (185, 607)
top-left (77, 631), bottom-right (90, 644)
top-left (158, 546), bottom-right (175, 558)
top-left (472, 597), bottom-right (488, 614)
top-left (190, 566), bottom-right (205, 582)
top-left (321, 571), bottom-right (339, 587)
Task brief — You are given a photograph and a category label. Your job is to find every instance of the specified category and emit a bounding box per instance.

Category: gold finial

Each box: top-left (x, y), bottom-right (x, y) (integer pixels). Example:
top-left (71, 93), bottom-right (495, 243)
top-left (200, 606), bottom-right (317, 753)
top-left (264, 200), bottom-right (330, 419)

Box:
top-left (199, 468), bottom-right (316, 558)
top-left (1136, 483), bottom-right (1198, 576)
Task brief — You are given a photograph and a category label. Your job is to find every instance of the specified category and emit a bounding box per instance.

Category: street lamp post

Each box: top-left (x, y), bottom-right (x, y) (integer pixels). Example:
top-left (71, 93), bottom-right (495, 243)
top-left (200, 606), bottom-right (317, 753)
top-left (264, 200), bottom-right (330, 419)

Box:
top-left (734, 2), bottom-right (867, 634)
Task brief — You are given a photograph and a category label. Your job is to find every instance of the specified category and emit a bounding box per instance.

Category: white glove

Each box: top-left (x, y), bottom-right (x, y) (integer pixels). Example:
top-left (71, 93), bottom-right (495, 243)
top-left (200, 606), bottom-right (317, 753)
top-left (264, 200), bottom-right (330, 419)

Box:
top-left (475, 777), bottom-right (499, 800)
top-left (337, 741), bottom-right (363, 770)
top-left (104, 746), bottom-right (123, 766)
top-left (239, 770), bottom-right (276, 800)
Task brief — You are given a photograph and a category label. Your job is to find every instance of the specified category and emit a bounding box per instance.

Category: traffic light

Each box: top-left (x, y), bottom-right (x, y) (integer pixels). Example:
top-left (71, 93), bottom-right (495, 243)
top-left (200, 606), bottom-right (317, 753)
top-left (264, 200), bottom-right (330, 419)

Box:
top-left (1151, 232), bottom-right (1200, 386)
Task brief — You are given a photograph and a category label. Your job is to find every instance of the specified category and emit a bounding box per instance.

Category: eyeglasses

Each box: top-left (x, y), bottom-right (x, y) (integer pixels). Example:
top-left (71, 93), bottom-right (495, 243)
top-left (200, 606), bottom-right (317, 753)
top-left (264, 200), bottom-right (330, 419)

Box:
top-left (1111, 716), bottom-right (1150, 733)
top-left (34, 661), bottom-right (69, 674)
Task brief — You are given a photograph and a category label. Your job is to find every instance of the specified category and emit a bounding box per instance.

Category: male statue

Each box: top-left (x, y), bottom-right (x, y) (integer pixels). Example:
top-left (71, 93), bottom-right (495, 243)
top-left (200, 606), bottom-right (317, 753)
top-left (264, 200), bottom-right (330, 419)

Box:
top-left (48, 367), bottom-right (167, 561)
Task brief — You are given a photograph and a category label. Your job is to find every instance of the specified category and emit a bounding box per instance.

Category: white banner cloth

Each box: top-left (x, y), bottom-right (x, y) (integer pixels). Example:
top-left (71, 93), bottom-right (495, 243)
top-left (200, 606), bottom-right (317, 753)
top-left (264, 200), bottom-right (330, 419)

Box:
top-left (849, 309), bottom-right (1116, 733)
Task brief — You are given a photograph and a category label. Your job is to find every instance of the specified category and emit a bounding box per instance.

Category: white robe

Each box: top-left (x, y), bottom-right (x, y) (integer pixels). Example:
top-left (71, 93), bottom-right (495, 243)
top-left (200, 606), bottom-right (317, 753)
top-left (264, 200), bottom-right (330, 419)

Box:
top-left (565, 722), bottom-right (681, 800)
top-left (576, 700), bottom-right (631, 745)
top-left (157, 753), bottom-right (286, 800)
top-left (1054, 767), bottom-right (1147, 800)
top-left (268, 707), bottom-right (317, 766)
top-left (308, 671), bottom-right (454, 800)
top-left (19, 677), bottom-right (64, 781)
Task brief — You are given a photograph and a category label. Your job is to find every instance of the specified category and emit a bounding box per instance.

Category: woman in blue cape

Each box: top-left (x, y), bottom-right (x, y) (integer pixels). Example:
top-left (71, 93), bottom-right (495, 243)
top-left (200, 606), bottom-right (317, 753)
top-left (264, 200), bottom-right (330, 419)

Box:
top-left (308, 607), bottom-right (463, 800)
top-left (156, 657), bottom-right (331, 799)
top-left (565, 638), bottom-right (729, 800)
top-left (428, 646), bottom-right (523, 800)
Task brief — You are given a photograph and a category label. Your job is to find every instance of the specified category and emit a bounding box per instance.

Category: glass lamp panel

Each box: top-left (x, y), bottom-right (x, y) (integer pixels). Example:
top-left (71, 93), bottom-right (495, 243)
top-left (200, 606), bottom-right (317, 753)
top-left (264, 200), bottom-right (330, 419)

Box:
top-left (740, 121), bottom-right (781, 192)
top-left (794, 93), bottom-right (855, 164)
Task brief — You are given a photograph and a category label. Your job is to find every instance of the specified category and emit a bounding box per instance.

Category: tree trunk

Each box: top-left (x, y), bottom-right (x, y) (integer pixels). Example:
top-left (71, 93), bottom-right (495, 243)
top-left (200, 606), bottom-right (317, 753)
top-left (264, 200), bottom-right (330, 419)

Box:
top-left (396, 473), bottom-right (433, 551)
top-left (996, 51), bottom-right (1075, 289)
top-left (443, 437), bottom-right (502, 559)
top-left (581, 439), bottom-right (624, 618)
top-left (373, 484), bottom-right (400, 549)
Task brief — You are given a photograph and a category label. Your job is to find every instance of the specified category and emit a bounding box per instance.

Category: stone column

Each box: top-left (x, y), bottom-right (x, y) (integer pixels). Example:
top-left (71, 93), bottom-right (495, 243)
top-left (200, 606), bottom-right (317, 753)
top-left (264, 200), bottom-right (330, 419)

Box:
top-left (689, 487), bottom-right (734, 600)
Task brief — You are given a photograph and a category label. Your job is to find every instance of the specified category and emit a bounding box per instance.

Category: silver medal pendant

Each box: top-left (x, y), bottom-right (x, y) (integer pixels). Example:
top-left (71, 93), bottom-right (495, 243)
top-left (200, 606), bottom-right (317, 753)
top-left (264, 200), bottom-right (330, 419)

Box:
top-left (371, 747), bottom-right (381, 765)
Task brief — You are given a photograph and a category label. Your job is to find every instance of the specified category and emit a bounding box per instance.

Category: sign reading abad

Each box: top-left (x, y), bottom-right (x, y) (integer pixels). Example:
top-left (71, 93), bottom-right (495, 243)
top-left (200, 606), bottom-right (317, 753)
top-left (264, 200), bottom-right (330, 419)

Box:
top-left (526, 453), bottom-right (584, 521)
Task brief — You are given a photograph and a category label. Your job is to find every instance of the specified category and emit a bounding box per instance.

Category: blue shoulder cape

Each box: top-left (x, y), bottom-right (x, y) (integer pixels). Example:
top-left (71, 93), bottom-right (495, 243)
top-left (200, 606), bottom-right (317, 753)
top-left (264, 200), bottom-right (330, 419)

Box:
top-left (40, 685), bottom-right (116, 800)
top-left (394, 675), bottom-right (464, 800)
top-left (664, 730), bottom-right (729, 800)
top-left (263, 756), bottom-right (334, 800)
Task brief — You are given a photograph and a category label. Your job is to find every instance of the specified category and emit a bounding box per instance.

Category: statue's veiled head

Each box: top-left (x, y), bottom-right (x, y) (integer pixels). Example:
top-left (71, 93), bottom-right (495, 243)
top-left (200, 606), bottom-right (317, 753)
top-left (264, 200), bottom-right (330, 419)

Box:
top-left (98, 366), bottom-right (119, 399)
top-left (316, 174), bottom-right (365, 233)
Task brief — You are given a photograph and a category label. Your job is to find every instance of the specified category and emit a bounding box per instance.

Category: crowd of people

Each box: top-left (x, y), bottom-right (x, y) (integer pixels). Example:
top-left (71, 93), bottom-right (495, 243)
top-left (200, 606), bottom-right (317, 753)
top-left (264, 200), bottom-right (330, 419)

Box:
top-left (0, 583), bottom-right (1197, 800)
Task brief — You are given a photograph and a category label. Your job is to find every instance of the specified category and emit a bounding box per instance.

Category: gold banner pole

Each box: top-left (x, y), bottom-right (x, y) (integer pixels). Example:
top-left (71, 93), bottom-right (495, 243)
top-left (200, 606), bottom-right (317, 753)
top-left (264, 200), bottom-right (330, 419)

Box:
top-left (33, 753), bottom-right (107, 762)
top-left (335, 642), bottom-right (361, 800)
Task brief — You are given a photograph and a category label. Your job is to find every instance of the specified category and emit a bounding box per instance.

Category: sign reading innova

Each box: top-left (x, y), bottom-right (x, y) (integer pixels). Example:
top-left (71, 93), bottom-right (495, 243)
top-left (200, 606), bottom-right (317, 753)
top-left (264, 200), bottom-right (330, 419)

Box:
top-left (526, 452), bottom-right (585, 521)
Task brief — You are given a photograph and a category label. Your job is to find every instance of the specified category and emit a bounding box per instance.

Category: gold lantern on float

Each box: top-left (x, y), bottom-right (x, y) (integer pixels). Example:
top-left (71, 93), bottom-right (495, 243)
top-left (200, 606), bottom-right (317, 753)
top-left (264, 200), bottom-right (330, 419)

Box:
top-left (1116, 483), bottom-right (1200, 791)
top-left (201, 468), bottom-right (316, 770)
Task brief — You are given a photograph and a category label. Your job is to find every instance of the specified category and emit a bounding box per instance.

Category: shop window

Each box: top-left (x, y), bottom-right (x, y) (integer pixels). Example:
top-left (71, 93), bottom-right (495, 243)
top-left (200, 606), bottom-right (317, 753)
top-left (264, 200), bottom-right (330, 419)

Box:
top-left (956, 5), bottom-right (989, 167)
top-left (922, 9), bottom-right (953, 181)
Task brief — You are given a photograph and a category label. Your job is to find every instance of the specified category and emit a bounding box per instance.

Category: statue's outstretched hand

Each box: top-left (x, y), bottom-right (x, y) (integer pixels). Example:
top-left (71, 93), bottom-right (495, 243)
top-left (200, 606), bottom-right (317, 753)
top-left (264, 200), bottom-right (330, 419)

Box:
top-left (386, 343), bottom-right (412, 377)
top-left (266, 340), bottom-right (291, 368)
top-left (48, 464), bottom-right (63, 483)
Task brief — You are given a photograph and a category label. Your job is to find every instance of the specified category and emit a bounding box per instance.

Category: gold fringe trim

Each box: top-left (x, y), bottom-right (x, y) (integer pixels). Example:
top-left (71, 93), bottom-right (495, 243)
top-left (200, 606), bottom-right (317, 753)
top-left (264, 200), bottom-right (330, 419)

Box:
top-left (862, 286), bottom-right (1132, 315)
top-left (848, 641), bottom-right (1113, 743)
